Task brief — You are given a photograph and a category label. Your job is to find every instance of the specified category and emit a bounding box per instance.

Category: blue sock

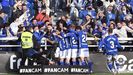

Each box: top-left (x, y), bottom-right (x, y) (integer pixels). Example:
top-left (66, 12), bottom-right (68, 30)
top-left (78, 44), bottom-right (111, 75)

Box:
top-left (114, 61), bottom-right (119, 70)
top-left (73, 61), bottom-right (77, 65)
top-left (81, 61), bottom-right (86, 66)
top-left (107, 62), bottom-right (113, 71)
top-left (60, 61), bottom-right (64, 65)
top-left (88, 61), bottom-right (93, 71)
top-left (76, 61), bottom-right (80, 65)
top-left (57, 61), bottom-right (60, 65)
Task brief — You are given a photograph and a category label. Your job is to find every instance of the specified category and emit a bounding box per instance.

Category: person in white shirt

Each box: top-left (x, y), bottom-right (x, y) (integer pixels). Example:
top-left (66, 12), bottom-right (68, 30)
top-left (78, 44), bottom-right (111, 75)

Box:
top-left (113, 21), bottom-right (133, 44)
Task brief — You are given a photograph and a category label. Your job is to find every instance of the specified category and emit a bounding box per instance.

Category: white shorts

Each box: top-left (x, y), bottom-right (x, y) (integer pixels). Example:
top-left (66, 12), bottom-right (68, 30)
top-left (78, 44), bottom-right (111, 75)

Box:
top-left (65, 49), bottom-right (72, 59)
top-left (55, 47), bottom-right (60, 58)
top-left (60, 50), bottom-right (66, 59)
top-left (71, 49), bottom-right (78, 58)
top-left (78, 48), bottom-right (89, 57)
top-left (107, 55), bottom-right (118, 62)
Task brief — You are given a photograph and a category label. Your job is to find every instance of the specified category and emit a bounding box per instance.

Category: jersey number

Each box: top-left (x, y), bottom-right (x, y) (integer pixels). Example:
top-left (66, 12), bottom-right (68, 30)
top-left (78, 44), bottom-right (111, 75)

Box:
top-left (72, 37), bottom-right (77, 44)
top-left (82, 35), bottom-right (86, 42)
top-left (110, 41), bottom-right (115, 48)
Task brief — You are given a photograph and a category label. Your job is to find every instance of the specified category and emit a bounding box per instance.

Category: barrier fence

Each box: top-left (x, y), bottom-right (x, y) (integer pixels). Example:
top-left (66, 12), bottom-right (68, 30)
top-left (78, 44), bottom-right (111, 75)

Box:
top-left (0, 37), bottom-right (132, 48)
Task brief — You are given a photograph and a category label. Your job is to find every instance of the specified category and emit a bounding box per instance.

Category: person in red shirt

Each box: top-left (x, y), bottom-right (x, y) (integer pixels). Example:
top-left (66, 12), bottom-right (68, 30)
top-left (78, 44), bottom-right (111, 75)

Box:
top-left (36, 9), bottom-right (50, 22)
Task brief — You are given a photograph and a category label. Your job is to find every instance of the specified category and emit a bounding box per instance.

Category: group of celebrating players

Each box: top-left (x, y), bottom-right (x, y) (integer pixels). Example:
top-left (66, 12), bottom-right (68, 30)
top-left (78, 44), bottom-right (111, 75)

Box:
top-left (54, 24), bottom-right (93, 72)
top-left (54, 23), bottom-right (123, 75)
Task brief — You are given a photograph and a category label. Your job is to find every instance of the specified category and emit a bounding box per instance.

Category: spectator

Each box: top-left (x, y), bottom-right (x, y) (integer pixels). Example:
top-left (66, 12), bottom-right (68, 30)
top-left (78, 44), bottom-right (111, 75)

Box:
top-left (65, 15), bottom-right (73, 27)
top-left (26, 0), bottom-right (35, 18)
top-left (97, 11), bottom-right (106, 23)
top-left (78, 8), bottom-right (88, 25)
top-left (87, 5), bottom-right (96, 19)
top-left (9, 18), bottom-right (22, 36)
top-left (79, 5), bottom-right (96, 25)
top-left (128, 19), bottom-right (133, 30)
top-left (40, 0), bottom-right (50, 16)
top-left (0, 11), bottom-right (8, 24)
top-left (113, 21), bottom-right (133, 44)
top-left (109, 22), bottom-right (116, 29)
top-left (45, 0), bottom-right (50, 16)
top-left (56, 16), bottom-right (67, 28)
top-left (1, 0), bottom-right (15, 18)
top-left (54, 0), bottom-right (67, 13)
top-left (102, 22), bottom-right (108, 38)
top-left (33, 0), bottom-right (39, 16)
top-left (69, 0), bottom-right (79, 20)
top-left (92, 26), bottom-right (103, 38)
top-left (106, 5), bottom-right (116, 26)
top-left (119, 5), bottom-right (131, 21)
top-left (56, 20), bottom-right (67, 32)
top-left (54, 0), bottom-right (61, 12)
top-left (125, 14), bottom-right (132, 22)
top-left (36, 9), bottom-right (50, 22)
top-left (32, 19), bottom-right (38, 26)
top-left (12, 1), bottom-right (23, 22)
top-left (83, 15), bottom-right (95, 34)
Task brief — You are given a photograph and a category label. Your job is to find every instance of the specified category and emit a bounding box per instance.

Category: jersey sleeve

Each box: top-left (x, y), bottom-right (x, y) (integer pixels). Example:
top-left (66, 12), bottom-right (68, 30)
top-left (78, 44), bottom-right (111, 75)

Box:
top-left (33, 34), bottom-right (41, 49)
top-left (98, 38), bottom-right (104, 49)
top-left (33, 32), bottom-right (44, 41)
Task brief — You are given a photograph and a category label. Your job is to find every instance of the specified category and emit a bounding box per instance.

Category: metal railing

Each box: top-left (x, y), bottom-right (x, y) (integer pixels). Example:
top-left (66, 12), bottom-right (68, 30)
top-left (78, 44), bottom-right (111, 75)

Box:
top-left (0, 37), bottom-right (132, 50)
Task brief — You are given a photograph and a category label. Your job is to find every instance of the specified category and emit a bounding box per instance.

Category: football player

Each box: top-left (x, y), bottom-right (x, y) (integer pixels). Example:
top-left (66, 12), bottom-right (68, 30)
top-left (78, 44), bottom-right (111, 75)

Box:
top-left (99, 28), bottom-right (123, 75)
top-left (76, 26), bottom-right (93, 73)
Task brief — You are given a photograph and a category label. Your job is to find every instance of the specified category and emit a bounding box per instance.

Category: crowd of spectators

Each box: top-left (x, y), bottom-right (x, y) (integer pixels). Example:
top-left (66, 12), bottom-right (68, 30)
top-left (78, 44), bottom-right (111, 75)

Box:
top-left (0, 0), bottom-right (132, 51)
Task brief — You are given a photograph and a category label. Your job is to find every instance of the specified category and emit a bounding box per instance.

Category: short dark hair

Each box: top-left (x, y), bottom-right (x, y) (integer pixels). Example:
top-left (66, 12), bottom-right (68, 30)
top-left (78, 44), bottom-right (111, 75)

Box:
top-left (76, 26), bottom-right (82, 30)
top-left (25, 26), bottom-right (33, 31)
top-left (108, 28), bottom-right (113, 34)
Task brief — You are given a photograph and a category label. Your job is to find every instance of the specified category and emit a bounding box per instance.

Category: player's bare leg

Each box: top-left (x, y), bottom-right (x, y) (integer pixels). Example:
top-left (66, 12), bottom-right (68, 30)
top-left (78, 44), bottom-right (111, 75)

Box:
top-left (79, 57), bottom-right (86, 65)
top-left (65, 58), bottom-right (70, 65)
top-left (65, 49), bottom-right (72, 65)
